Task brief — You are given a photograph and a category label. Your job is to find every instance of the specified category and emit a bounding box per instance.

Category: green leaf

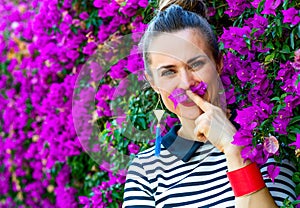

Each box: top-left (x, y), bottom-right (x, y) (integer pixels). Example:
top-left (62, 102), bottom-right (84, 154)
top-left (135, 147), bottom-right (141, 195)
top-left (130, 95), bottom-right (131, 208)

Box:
top-left (292, 172), bottom-right (300, 183)
top-left (217, 7), bottom-right (223, 17)
top-left (290, 30), bottom-right (295, 50)
top-left (282, 0), bottom-right (289, 10)
top-left (265, 53), bottom-right (275, 63)
top-left (296, 183), bottom-right (300, 195)
top-left (270, 97), bottom-right (280, 101)
top-left (296, 74), bottom-right (300, 87)
top-left (266, 41), bottom-right (274, 50)
top-left (290, 116), bottom-right (300, 125)
top-left (257, 0), bottom-right (266, 12)
top-left (280, 44), bottom-right (290, 54)
top-left (292, 200), bottom-right (300, 206)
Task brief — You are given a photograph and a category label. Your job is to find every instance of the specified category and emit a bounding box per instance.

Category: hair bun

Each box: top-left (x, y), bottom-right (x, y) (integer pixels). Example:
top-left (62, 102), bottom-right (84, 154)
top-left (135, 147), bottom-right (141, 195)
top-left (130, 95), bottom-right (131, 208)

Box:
top-left (158, 0), bottom-right (208, 19)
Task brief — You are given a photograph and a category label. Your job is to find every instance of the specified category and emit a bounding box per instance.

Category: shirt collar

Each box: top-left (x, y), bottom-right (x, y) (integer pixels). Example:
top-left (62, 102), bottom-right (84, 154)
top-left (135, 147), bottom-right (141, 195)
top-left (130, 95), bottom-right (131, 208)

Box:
top-left (160, 109), bottom-right (239, 162)
top-left (161, 125), bottom-right (203, 162)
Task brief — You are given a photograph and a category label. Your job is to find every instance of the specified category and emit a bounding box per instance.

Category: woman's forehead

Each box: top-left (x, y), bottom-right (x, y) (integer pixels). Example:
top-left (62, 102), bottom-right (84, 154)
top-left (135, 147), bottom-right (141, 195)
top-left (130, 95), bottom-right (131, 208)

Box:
top-left (147, 29), bottom-right (212, 64)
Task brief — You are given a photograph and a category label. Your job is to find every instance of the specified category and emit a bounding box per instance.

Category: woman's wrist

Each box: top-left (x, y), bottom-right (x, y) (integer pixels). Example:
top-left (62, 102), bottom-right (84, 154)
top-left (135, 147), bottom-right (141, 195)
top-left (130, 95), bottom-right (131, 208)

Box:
top-left (223, 144), bottom-right (250, 171)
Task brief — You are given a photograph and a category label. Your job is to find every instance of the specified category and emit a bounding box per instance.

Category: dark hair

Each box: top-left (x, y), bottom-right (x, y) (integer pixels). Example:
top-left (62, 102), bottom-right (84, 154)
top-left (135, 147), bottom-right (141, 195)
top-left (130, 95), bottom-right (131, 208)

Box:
top-left (140, 0), bottom-right (220, 75)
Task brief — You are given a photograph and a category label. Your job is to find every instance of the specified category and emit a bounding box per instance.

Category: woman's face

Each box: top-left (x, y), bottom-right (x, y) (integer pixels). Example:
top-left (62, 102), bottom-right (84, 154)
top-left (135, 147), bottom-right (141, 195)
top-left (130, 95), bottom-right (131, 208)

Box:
top-left (147, 29), bottom-right (223, 120)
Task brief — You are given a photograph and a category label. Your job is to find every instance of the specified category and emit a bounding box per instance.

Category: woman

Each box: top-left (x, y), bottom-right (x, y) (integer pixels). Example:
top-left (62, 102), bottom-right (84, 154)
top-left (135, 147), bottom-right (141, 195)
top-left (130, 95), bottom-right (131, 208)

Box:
top-left (122, 1), bottom-right (296, 207)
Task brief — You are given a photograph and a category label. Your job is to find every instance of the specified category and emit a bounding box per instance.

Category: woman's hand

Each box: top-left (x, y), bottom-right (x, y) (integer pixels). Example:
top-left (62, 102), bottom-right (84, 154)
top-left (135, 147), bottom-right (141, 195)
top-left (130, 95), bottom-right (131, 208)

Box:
top-left (186, 90), bottom-right (237, 153)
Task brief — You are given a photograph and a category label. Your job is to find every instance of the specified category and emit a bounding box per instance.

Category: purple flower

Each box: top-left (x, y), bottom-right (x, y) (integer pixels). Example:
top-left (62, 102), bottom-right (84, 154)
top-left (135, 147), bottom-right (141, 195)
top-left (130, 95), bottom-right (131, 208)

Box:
top-left (120, 2), bottom-right (138, 17)
top-left (207, 7), bottom-right (216, 17)
top-left (66, 50), bottom-right (80, 62)
top-left (99, 1), bottom-right (120, 18)
top-left (168, 88), bottom-right (188, 109)
top-left (285, 95), bottom-right (300, 112)
top-left (96, 99), bottom-right (112, 117)
top-left (166, 116), bottom-right (180, 128)
top-left (272, 109), bottom-right (292, 135)
top-left (109, 59), bottom-right (128, 79)
top-left (79, 12), bottom-right (89, 20)
top-left (168, 82), bottom-right (207, 109)
top-left (138, 0), bottom-right (148, 8)
top-left (234, 107), bottom-right (257, 127)
top-left (93, 0), bottom-right (108, 8)
top-left (261, 0), bottom-right (281, 16)
top-left (99, 161), bottom-right (113, 173)
top-left (245, 14), bottom-right (268, 37)
top-left (78, 196), bottom-right (90, 205)
top-left (127, 52), bottom-right (145, 74)
top-left (220, 26), bottom-right (251, 55)
top-left (128, 142), bottom-right (140, 154)
top-left (289, 134), bottom-right (300, 149)
top-left (0, 75), bottom-right (7, 89)
top-left (190, 81), bottom-right (207, 96)
top-left (241, 145), bottom-right (258, 162)
top-left (82, 42), bottom-right (97, 55)
top-left (282, 8), bottom-right (300, 25)
top-left (266, 165), bottom-right (280, 183)
top-left (232, 130), bottom-right (253, 146)
top-left (117, 169), bottom-right (127, 184)
top-left (251, 0), bottom-right (261, 8)
top-left (225, 0), bottom-right (251, 17)
top-left (90, 61), bottom-right (105, 82)
top-left (108, 172), bottom-right (118, 186)
top-left (297, 195), bottom-right (300, 208)
top-left (225, 88), bottom-right (236, 104)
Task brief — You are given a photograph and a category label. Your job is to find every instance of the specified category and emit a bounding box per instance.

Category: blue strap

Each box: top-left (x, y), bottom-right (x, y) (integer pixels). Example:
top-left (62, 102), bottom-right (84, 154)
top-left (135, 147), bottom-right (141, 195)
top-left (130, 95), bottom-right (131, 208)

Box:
top-left (155, 126), bottom-right (162, 157)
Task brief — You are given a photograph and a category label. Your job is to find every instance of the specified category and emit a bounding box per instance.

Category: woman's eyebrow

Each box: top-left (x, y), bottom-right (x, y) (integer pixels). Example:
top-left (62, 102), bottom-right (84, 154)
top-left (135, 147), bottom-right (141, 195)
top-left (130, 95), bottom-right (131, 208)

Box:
top-left (187, 55), bottom-right (206, 64)
top-left (156, 65), bottom-right (175, 72)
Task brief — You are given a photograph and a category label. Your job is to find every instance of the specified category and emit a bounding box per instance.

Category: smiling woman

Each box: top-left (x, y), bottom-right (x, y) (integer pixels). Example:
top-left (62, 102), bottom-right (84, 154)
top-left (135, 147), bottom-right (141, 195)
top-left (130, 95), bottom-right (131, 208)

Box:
top-left (122, 0), bottom-right (297, 208)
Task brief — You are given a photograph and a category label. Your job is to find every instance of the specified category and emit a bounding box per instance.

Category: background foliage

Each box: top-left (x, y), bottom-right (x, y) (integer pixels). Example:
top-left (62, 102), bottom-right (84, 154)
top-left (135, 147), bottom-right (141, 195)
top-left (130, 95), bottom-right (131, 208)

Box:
top-left (0, 0), bottom-right (299, 207)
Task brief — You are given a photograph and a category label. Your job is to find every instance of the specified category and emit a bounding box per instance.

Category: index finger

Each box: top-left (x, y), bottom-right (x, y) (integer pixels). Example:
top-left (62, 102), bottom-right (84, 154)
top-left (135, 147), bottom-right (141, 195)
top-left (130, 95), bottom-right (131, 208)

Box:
top-left (186, 90), bottom-right (211, 112)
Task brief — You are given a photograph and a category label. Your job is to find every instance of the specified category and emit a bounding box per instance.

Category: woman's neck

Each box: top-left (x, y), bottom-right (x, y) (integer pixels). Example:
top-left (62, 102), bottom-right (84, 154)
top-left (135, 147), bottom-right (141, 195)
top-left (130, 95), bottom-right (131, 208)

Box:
top-left (177, 117), bottom-right (197, 141)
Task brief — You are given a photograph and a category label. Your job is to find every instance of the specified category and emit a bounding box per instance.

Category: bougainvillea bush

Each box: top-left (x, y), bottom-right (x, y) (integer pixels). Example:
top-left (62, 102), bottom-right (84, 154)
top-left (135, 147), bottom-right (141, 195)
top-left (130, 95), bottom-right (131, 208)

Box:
top-left (0, 0), bottom-right (299, 207)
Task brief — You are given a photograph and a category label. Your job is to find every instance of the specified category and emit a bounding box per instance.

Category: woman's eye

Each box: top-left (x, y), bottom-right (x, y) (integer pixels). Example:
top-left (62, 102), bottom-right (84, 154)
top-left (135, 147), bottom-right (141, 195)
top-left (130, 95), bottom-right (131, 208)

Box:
top-left (190, 61), bottom-right (204, 70)
top-left (161, 70), bottom-right (175, 76)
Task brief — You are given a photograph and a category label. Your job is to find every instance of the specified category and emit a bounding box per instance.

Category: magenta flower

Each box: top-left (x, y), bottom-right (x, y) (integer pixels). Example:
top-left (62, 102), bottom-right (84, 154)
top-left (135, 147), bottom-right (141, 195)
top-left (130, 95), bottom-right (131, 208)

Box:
top-left (168, 82), bottom-right (207, 109)
top-left (190, 81), bottom-right (207, 96)
top-left (82, 42), bottom-right (97, 55)
top-left (128, 143), bottom-right (140, 155)
top-left (261, 0), bottom-right (281, 16)
top-left (289, 134), bottom-right (300, 149)
top-left (225, 88), bottom-right (236, 104)
top-left (266, 165), bottom-right (280, 183)
top-left (168, 88), bottom-right (188, 109)
top-left (244, 14), bottom-right (268, 37)
top-left (78, 196), bottom-right (90, 205)
top-left (79, 12), bottom-right (89, 20)
top-left (109, 59), bottom-right (128, 79)
top-left (282, 8), bottom-right (300, 25)
top-left (241, 145), bottom-right (258, 162)
top-left (232, 130), bottom-right (253, 146)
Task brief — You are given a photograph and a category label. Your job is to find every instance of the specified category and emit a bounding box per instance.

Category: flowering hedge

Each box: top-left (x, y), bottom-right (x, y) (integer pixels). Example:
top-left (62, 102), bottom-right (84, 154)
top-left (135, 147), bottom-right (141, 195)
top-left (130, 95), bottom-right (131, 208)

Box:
top-left (0, 0), bottom-right (299, 207)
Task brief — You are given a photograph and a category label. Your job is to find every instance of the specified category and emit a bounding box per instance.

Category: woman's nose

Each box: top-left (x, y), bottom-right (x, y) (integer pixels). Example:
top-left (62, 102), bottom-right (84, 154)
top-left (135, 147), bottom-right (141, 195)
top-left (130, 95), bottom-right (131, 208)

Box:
top-left (178, 68), bottom-right (196, 89)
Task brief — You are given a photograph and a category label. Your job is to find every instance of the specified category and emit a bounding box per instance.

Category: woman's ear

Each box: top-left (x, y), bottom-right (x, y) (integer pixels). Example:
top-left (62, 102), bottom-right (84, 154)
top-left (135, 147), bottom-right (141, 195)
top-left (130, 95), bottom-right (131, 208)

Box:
top-left (145, 72), bottom-right (159, 93)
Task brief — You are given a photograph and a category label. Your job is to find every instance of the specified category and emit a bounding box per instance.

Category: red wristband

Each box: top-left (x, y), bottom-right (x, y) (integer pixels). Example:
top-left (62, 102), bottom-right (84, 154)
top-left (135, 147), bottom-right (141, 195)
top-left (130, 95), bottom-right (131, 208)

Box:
top-left (227, 162), bottom-right (266, 197)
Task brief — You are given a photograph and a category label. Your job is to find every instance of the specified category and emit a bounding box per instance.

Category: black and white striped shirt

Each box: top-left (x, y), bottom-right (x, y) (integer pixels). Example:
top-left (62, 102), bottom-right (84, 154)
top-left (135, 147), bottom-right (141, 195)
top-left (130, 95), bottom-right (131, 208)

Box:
top-left (123, 125), bottom-right (296, 208)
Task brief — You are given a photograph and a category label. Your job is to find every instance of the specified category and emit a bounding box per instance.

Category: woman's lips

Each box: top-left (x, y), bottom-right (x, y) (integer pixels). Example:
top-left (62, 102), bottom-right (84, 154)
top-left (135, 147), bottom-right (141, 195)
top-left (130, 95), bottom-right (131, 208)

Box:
top-left (180, 99), bottom-right (196, 107)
